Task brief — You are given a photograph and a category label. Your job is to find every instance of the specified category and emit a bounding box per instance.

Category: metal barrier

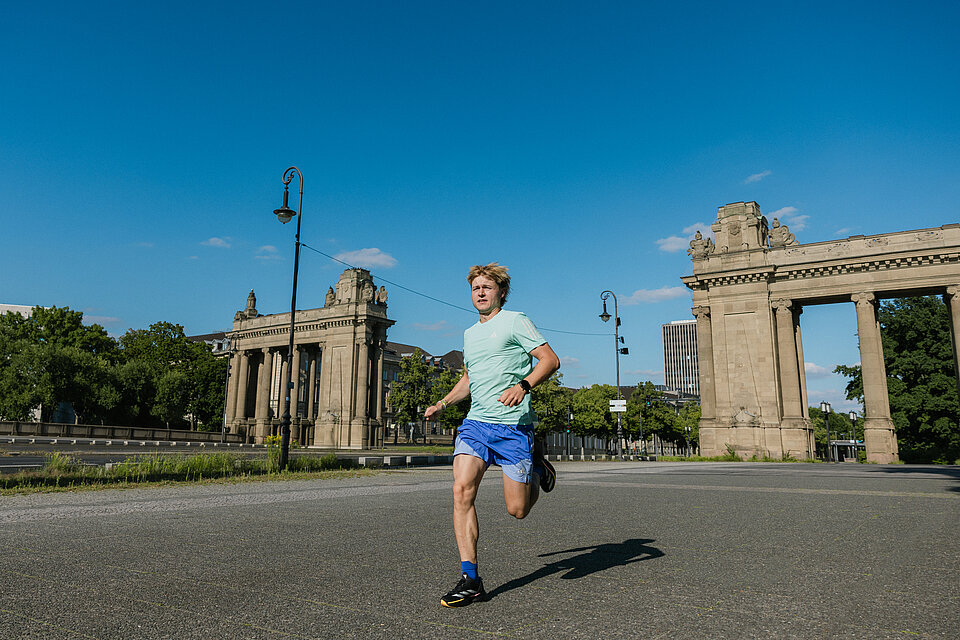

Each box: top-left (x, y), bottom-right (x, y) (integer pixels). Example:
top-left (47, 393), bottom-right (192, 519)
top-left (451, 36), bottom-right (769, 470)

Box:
top-left (0, 421), bottom-right (244, 444)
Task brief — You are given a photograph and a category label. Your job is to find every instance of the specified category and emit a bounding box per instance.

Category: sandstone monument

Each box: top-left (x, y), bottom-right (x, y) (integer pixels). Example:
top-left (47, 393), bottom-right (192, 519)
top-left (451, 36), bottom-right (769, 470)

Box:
top-left (225, 268), bottom-right (394, 448)
top-left (683, 202), bottom-right (960, 463)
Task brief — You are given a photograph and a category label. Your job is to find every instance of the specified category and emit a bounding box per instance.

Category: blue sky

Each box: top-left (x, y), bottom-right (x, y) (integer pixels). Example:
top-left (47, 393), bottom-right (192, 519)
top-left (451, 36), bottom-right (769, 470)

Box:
top-left (3, 1), bottom-right (958, 411)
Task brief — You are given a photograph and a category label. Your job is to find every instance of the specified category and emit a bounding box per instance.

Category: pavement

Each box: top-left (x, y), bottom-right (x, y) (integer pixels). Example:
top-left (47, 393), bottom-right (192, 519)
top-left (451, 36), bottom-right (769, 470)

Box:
top-left (1, 461), bottom-right (958, 639)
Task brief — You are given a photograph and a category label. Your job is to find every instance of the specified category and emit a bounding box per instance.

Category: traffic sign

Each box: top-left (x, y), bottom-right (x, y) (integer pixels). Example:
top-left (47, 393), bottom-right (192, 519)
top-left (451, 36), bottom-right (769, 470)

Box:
top-left (609, 399), bottom-right (627, 413)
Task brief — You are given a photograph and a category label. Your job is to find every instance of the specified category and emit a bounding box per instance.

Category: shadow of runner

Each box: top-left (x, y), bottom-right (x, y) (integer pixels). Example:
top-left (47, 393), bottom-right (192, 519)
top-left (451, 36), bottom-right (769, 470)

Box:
top-left (486, 538), bottom-right (664, 600)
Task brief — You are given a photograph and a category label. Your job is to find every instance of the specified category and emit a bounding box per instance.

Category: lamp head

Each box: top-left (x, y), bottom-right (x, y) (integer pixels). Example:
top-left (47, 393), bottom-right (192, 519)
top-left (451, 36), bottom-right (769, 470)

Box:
top-left (599, 300), bottom-right (611, 322)
top-left (273, 186), bottom-right (297, 224)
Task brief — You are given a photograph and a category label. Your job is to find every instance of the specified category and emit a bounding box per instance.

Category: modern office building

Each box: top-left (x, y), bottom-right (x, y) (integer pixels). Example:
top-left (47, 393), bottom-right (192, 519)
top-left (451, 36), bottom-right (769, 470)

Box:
top-left (662, 319), bottom-right (699, 398)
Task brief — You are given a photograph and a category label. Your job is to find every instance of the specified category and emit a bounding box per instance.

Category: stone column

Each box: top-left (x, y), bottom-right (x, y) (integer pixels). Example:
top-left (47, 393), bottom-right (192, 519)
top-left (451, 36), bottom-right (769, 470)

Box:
top-left (279, 351), bottom-right (288, 413)
top-left (945, 286), bottom-right (960, 402)
top-left (223, 351), bottom-right (242, 429)
top-left (773, 299), bottom-right (803, 418)
top-left (290, 346), bottom-right (302, 444)
top-left (307, 349), bottom-right (318, 420)
top-left (230, 350), bottom-right (247, 421)
top-left (255, 348), bottom-right (274, 443)
top-left (356, 339), bottom-right (370, 419)
top-left (692, 306), bottom-right (716, 419)
top-left (852, 292), bottom-right (898, 463)
top-left (794, 308), bottom-right (809, 419)
top-left (376, 340), bottom-right (385, 423)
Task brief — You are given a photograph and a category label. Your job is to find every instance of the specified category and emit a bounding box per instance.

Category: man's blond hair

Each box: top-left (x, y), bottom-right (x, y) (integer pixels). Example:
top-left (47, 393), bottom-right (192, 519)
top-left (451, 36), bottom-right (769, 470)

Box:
top-left (467, 263), bottom-right (510, 304)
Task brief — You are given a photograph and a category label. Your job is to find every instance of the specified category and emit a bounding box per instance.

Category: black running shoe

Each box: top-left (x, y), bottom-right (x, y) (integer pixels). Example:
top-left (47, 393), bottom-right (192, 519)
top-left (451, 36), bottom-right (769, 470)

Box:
top-left (534, 438), bottom-right (556, 493)
top-left (440, 573), bottom-right (486, 608)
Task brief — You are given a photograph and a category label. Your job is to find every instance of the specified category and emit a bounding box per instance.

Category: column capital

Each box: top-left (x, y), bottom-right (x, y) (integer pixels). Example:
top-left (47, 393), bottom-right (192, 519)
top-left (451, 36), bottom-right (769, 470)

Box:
top-left (261, 346), bottom-right (272, 355)
top-left (946, 285), bottom-right (960, 299)
top-left (692, 305), bottom-right (711, 319)
top-left (771, 298), bottom-right (793, 312)
top-left (851, 292), bottom-right (876, 308)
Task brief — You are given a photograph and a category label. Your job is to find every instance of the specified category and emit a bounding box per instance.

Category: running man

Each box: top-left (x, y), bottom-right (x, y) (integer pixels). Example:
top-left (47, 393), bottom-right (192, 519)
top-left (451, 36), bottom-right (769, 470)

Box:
top-left (425, 263), bottom-right (560, 608)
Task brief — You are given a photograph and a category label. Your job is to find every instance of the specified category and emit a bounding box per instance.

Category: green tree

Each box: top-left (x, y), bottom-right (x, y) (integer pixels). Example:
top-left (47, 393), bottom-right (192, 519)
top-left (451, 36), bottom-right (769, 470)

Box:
top-left (117, 322), bottom-right (226, 429)
top-left (570, 384), bottom-right (616, 437)
top-left (677, 403), bottom-right (701, 454)
top-left (834, 296), bottom-right (959, 463)
top-left (153, 369), bottom-right (191, 427)
top-left (428, 368), bottom-right (470, 431)
top-left (23, 306), bottom-right (118, 361)
top-left (388, 348), bottom-right (432, 430)
top-left (110, 358), bottom-right (158, 427)
top-left (529, 372), bottom-right (571, 435)
top-left (0, 308), bottom-right (120, 421)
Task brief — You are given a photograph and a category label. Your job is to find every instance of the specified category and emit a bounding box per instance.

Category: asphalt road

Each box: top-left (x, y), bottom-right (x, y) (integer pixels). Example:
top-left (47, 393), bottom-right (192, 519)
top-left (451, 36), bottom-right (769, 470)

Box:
top-left (1, 462), bottom-right (958, 639)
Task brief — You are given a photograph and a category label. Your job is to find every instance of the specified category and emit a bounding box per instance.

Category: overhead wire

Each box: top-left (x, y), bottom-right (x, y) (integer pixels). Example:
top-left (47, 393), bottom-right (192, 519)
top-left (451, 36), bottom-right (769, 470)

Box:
top-left (300, 242), bottom-right (613, 337)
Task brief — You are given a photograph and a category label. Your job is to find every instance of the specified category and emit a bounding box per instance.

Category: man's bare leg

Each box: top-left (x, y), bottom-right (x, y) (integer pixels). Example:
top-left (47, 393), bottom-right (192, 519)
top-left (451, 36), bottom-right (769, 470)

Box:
top-left (502, 470), bottom-right (540, 519)
top-left (452, 454), bottom-right (487, 563)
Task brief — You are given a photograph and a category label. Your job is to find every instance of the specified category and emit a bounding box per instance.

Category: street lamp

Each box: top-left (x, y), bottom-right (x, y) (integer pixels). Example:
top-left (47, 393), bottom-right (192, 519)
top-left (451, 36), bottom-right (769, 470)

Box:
top-left (600, 291), bottom-right (628, 460)
top-left (819, 400), bottom-right (832, 463)
top-left (272, 166), bottom-right (304, 470)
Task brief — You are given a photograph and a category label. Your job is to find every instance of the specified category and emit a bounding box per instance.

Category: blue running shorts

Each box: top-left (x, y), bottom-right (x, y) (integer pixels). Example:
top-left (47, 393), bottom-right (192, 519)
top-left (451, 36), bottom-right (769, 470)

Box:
top-left (454, 419), bottom-right (535, 484)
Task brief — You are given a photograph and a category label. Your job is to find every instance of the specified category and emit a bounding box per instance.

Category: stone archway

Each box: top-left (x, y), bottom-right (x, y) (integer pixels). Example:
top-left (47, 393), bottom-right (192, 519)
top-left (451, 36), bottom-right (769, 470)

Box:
top-left (682, 202), bottom-right (960, 463)
top-left (225, 268), bottom-right (395, 449)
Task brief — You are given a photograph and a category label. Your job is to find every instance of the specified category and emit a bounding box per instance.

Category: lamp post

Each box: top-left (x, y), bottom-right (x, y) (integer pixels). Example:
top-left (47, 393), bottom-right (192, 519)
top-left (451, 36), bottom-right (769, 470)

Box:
top-left (819, 400), bottom-right (833, 463)
top-left (271, 166), bottom-right (303, 470)
top-left (600, 291), bottom-right (628, 460)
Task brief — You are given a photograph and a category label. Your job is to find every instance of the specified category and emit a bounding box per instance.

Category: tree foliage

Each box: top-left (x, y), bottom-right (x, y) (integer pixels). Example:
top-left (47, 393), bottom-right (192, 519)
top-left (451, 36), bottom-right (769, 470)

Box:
top-left (0, 308), bottom-right (226, 429)
top-left (428, 368), bottom-right (470, 431)
top-left (834, 296), bottom-right (959, 463)
top-left (529, 372), bottom-right (572, 435)
top-left (388, 348), bottom-right (433, 428)
top-left (570, 384), bottom-right (617, 437)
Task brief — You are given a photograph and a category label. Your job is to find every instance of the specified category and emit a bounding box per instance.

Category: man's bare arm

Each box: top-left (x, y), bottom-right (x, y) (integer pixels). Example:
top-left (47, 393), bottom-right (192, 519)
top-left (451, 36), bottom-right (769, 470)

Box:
top-left (424, 371), bottom-right (470, 420)
top-left (498, 342), bottom-right (561, 407)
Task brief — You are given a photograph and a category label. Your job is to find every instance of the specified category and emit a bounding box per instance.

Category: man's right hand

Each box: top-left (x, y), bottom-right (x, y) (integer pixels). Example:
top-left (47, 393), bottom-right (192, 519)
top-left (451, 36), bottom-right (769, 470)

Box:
top-left (424, 403), bottom-right (442, 420)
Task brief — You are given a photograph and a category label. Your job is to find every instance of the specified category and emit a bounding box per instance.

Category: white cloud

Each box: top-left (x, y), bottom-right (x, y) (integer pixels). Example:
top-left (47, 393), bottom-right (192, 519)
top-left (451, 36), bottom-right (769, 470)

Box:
top-left (807, 387), bottom-right (861, 413)
top-left (412, 320), bottom-right (449, 331)
top-left (624, 369), bottom-right (661, 378)
top-left (201, 237), bottom-right (231, 248)
top-left (255, 245), bottom-right (282, 261)
top-left (744, 170), bottom-right (772, 184)
top-left (656, 221), bottom-right (713, 253)
top-left (768, 207), bottom-right (808, 231)
top-left (560, 356), bottom-right (580, 368)
top-left (335, 247), bottom-right (398, 269)
top-left (786, 215), bottom-right (809, 231)
top-left (834, 227), bottom-right (853, 237)
top-left (656, 236), bottom-right (690, 252)
top-left (622, 286), bottom-right (690, 304)
top-left (804, 362), bottom-right (833, 378)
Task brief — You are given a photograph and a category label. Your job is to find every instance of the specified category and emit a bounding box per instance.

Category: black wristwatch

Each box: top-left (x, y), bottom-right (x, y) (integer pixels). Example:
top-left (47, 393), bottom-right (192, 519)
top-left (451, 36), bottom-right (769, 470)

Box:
top-left (518, 379), bottom-right (531, 393)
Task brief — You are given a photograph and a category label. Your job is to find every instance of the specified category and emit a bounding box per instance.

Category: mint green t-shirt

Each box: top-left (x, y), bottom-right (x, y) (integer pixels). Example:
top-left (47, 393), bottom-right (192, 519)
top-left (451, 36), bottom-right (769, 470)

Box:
top-left (464, 310), bottom-right (547, 425)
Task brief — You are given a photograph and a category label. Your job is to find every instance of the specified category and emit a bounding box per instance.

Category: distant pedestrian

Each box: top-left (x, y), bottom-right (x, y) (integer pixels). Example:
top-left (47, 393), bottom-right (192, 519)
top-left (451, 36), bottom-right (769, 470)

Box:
top-left (425, 263), bottom-right (560, 607)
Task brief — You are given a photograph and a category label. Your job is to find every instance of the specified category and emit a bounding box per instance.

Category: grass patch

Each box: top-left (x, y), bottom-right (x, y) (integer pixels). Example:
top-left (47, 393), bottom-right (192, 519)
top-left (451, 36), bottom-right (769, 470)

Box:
top-left (378, 445), bottom-right (454, 455)
top-left (0, 452), bottom-right (363, 495)
top-left (656, 454), bottom-right (818, 463)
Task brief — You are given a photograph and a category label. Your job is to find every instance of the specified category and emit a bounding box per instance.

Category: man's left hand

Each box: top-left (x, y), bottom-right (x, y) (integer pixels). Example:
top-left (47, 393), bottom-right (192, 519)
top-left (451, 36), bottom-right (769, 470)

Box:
top-left (498, 384), bottom-right (526, 407)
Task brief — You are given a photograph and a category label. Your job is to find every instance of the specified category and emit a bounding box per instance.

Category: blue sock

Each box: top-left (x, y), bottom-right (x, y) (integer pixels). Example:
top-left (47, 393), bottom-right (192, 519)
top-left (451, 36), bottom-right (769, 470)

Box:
top-left (461, 560), bottom-right (478, 579)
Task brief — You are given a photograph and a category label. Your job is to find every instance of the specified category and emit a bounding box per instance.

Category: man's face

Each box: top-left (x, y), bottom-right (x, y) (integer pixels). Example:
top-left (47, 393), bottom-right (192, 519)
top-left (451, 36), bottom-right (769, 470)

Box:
top-left (471, 275), bottom-right (503, 316)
